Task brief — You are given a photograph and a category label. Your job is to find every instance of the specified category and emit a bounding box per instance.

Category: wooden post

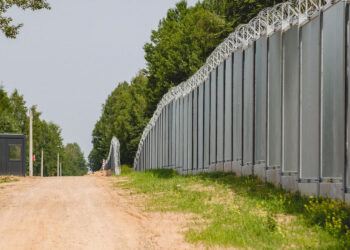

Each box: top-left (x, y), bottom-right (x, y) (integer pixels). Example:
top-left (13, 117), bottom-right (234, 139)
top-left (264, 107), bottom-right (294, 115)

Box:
top-left (57, 152), bottom-right (60, 177)
top-left (29, 110), bottom-right (33, 177)
top-left (41, 149), bottom-right (44, 177)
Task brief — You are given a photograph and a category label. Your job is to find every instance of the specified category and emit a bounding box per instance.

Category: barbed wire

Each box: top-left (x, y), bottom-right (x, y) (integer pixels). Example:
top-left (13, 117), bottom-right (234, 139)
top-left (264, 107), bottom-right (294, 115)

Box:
top-left (135, 0), bottom-right (338, 164)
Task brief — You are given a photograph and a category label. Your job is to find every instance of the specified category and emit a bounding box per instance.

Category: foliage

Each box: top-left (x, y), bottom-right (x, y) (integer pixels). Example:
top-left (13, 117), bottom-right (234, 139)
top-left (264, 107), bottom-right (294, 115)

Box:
top-left (115, 169), bottom-right (350, 249)
top-left (62, 143), bottom-right (87, 176)
top-left (201, 0), bottom-right (285, 29)
top-left (0, 86), bottom-right (85, 176)
top-left (120, 165), bottom-right (132, 175)
top-left (0, 0), bottom-right (50, 38)
top-left (89, 72), bottom-right (148, 170)
top-left (304, 197), bottom-right (350, 237)
top-left (143, 1), bottom-right (231, 117)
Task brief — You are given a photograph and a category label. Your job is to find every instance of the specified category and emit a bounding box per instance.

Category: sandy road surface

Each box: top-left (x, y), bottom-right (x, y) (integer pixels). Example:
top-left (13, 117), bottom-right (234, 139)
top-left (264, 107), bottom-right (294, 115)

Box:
top-left (0, 176), bottom-right (196, 250)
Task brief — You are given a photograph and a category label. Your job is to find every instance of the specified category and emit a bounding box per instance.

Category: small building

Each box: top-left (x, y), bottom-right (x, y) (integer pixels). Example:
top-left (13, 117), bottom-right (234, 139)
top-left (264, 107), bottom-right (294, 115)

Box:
top-left (0, 134), bottom-right (26, 176)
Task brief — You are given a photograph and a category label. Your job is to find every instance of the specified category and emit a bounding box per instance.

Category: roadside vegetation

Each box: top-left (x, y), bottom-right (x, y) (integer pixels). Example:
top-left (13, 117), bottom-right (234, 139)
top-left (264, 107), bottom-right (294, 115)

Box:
top-left (0, 176), bottom-right (19, 184)
top-left (0, 87), bottom-right (87, 176)
top-left (115, 168), bottom-right (350, 249)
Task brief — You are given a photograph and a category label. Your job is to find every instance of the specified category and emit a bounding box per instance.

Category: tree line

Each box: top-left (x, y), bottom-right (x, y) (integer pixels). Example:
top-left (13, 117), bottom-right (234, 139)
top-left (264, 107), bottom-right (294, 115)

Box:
top-left (89, 0), bottom-right (285, 171)
top-left (0, 86), bottom-right (87, 176)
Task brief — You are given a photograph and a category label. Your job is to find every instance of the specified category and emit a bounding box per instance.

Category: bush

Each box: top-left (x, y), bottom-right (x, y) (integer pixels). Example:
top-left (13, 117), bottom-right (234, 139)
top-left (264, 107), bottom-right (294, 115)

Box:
top-left (304, 197), bottom-right (350, 237)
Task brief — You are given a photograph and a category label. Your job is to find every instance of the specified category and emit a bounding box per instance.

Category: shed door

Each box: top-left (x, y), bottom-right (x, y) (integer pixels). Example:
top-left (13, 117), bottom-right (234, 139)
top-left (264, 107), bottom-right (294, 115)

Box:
top-left (7, 139), bottom-right (24, 176)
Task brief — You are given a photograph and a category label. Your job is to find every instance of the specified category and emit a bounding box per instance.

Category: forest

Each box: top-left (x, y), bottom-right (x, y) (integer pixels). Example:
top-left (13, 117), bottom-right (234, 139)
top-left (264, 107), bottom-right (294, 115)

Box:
top-left (89, 0), bottom-right (285, 171)
top-left (0, 87), bottom-right (87, 176)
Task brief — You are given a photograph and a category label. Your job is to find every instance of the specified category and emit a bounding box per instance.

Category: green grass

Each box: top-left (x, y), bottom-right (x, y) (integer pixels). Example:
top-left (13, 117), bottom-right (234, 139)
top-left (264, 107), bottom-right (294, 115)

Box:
top-left (114, 169), bottom-right (350, 249)
top-left (120, 165), bottom-right (133, 175)
top-left (0, 176), bottom-right (19, 184)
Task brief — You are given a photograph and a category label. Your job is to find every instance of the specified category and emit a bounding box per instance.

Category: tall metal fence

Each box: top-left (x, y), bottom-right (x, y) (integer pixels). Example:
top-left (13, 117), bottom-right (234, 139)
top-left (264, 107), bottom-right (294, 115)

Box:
top-left (104, 137), bottom-right (121, 175)
top-left (134, 0), bottom-right (350, 203)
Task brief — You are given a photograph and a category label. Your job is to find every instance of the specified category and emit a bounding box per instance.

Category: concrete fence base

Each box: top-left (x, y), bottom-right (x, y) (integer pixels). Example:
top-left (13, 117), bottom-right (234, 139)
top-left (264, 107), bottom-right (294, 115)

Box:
top-left (320, 183), bottom-right (344, 200)
top-left (254, 164), bottom-right (266, 182)
top-left (242, 164), bottom-right (253, 177)
top-left (281, 175), bottom-right (299, 193)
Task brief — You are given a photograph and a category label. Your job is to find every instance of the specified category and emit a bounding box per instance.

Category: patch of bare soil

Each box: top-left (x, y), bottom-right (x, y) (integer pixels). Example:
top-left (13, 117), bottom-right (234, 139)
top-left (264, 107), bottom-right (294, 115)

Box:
top-left (0, 176), bottom-right (202, 250)
top-left (87, 169), bottom-right (113, 177)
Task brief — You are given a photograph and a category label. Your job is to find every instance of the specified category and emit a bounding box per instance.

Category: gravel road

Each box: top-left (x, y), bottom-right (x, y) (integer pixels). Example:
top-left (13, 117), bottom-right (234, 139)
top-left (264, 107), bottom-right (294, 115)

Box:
top-left (0, 176), bottom-right (195, 250)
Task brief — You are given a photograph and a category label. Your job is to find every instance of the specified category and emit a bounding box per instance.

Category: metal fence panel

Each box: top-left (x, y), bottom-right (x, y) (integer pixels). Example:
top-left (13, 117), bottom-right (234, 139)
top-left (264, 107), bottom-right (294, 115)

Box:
top-left (179, 98), bottom-right (184, 169)
top-left (151, 128), bottom-right (154, 169)
top-left (172, 101), bottom-right (176, 167)
top-left (210, 70), bottom-right (217, 164)
top-left (233, 51), bottom-right (243, 162)
top-left (163, 108), bottom-right (166, 166)
top-left (150, 126), bottom-right (153, 169)
top-left (193, 89), bottom-right (198, 170)
top-left (184, 95), bottom-right (189, 171)
top-left (160, 113), bottom-right (163, 168)
top-left (140, 150), bottom-right (143, 171)
top-left (224, 56), bottom-right (233, 162)
top-left (188, 93), bottom-right (193, 170)
top-left (300, 16), bottom-right (321, 179)
top-left (204, 79), bottom-right (211, 169)
top-left (217, 63), bottom-right (225, 162)
top-left (175, 100), bottom-right (179, 168)
top-left (198, 84), bottom-right (204, 170)
top-left (268, 32), bottom-right (282, 168)
top-left (150, 133), bottom-right (152, 169)
top-left (162, 108), bottom-right (165, 167)
top-left (157, 121), bottom-right (160, 168)
top-left (160, 112), bottom-right (163, 167)
top-left (169, 103), bottom-right (173, 167)
top-left (164, 106), bottom-right (168, 167)
top-left (255, 38), bottom-right (267, 164)
top-left (167, 104), bottom-right (171, 167)
top-left (347, 4), bottom-right (350, 189)
top-left (151, 127), bottom-right (154, 169)
top-left (322, 2), bottom-right (345, 178)
top-left (243, 46), bottom-right (255, 165)
top-left (165, 106), bottom-right (168, 166)
top-left (146, 135), bottom-right (149, 170)
top-left (282, 25), bottom-right (300, 173)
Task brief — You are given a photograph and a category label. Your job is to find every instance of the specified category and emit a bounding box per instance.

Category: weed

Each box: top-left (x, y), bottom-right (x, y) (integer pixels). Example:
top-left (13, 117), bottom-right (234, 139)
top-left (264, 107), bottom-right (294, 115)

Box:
top-left (114, 168), bottom-right (350, 249)
top-left (0, 176), bottom-right (19, 184)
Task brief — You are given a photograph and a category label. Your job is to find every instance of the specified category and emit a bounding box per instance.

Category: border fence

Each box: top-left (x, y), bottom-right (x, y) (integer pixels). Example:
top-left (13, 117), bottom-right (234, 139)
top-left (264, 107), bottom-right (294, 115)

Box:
top-left (134, 0), bottom-right (350, 203)
top-left (104, 137), bottom-right (121, 175)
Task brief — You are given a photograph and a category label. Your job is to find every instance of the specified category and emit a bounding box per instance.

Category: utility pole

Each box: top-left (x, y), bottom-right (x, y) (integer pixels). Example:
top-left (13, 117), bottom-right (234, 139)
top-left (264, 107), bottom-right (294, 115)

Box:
top-left (41, 149), bottom-right (44, 177)
top-left (29, 110), bottom-right (33, 177)
top-left (60, 163), bottom-right (62, 176)
top-left (57, 152), bottom-right (60, 177)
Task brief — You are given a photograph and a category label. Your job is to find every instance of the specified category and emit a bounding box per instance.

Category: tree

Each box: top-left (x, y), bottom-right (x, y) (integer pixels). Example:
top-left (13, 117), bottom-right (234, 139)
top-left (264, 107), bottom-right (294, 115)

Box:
top-left (0, 86), bottom-right (68, 176)
top-left (0, 87), bottom-right (19, 133)
top-left (62, 143), bottom-right (87, 176)
top-left (0, 0), bottom-right (51, 38)
top-left (89, 72), bottom-right (148, 170)
top-left (144, 1), bottom-right (230, 117)
top-left (201, 0), bottom-right (285, 28)
top-left (10, 90), bottom-right (28, 133)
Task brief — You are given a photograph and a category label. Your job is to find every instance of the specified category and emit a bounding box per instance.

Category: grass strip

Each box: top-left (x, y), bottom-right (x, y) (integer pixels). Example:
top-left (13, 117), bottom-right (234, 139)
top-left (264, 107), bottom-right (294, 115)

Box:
top-left (115, 167), bottom-right (350, 249)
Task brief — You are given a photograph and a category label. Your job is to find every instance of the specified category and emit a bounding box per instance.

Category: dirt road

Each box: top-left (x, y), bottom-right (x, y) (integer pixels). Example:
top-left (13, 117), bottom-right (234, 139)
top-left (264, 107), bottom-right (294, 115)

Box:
top-left (0, 176), bottom-right (196, 250)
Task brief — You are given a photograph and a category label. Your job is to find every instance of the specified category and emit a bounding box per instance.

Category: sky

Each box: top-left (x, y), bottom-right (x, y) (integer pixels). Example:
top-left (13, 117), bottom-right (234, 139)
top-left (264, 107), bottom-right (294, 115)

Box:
top-left (0, 0), bottom-right (198, 158)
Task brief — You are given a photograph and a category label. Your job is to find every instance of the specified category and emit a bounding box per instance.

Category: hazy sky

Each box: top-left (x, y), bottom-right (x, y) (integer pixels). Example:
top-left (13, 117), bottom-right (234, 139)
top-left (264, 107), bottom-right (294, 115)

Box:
top-left (1, 0), bottom-right (198, 157)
